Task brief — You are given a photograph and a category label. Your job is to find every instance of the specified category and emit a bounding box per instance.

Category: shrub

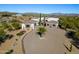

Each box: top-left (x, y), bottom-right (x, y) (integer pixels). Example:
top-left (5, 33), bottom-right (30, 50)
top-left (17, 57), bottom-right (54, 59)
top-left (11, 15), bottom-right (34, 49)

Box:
top-left (37, 27), bottom-right (46, 37)
top-left (11, 22), bottom-right (21, 30)
top-left (8, 25), bottom-right (14, 31)
top-left (7, 34), bottom-right (13, 39)
top-left (16, 31), bottom-right (25, 36)
top-left (5, 49), bottom-right (13, 54)
top-left (1, 22), bottom-right (9, 29)
top-left (0, 29), bottom-right (6, 43)
top-left (75, 31), bottom-right (79, 39)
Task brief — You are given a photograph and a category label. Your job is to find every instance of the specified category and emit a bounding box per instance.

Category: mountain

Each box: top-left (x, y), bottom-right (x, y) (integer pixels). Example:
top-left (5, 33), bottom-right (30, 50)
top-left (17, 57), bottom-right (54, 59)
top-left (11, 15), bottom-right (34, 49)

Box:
top-left (0, 12), bottom-right (79, 17)
top-left (22, 13), bottom-right (48, 17)
top-left (48, 13), bottom-right (79, 17)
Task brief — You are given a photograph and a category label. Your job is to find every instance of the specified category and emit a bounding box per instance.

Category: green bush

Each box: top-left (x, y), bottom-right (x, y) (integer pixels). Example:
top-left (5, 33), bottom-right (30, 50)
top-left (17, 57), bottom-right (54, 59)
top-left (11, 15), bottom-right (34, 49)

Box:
top-left (1, 22), bottom-right (9, 29)
top-left (59, 16), bottom-right (79, 30)
top-left (5, 49), bottom-right (13, 54)
top-left (0, 29), bottom-right (6, 42)
top-left (75, 31), bottom-right (79, 39)
top-left (59, 16), bottom-right (79, 40)
top-left (6, 34), bottom-right (14, 39)
top-left (16, 31), bottom-right (25, 36)
top-left (37, 27), bottom-right (46, 37)
top-left (11, 22), bottom-right (21, 30)
top-left (8, 25), bottom-right (14, 31)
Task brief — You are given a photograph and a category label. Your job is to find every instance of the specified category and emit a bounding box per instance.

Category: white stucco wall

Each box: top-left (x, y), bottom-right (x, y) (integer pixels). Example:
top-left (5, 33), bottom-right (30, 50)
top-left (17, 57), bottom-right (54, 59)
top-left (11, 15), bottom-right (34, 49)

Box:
top-left (46, 17), bottom-right (59, 22)
top-left (21, 23), bottom-right (26, 30)
top-left (31, 18), bottom-right (39, 22)
top-left (22, 23), bottom-right (35, 30)
top-left (32, 17), bottom-right (59, 22)
top-left (30, 24), bottom-right (35, 30)
top-left (31, 17), bottom-right (45, 22)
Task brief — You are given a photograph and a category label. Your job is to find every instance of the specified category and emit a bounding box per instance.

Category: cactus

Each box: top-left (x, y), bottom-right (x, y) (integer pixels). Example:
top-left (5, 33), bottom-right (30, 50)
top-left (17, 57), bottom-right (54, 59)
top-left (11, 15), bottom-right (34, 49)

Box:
top-left (38, 13), bottom-right (42, 26)
top-left (43, 16), bottom-right (46, 26)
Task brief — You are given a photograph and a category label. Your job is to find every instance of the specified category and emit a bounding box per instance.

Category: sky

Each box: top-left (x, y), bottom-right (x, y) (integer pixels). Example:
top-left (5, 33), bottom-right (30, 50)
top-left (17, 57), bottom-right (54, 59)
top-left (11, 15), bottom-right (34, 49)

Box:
top-left (0, 4), bottom-right (79, 14)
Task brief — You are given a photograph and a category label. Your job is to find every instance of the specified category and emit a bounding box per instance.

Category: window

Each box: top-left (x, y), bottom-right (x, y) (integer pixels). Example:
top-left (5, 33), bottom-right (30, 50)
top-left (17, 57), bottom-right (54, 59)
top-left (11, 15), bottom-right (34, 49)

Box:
top-left (53, 24), bottom-right (56, 26)
top-left (46, 20), bottom-right (48, 22)
top-left (26, 25), bottom-right (30, 27)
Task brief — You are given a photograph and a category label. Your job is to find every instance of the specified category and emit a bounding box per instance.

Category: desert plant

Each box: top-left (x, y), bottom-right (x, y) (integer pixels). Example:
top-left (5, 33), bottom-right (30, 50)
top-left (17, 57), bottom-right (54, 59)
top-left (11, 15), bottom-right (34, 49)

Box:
top-left (38, 13), bottom-right (42, 26)
top-left (0, 29), bottom-right (6, 43)
top-left (37, 27), bottom-right (46, 37)
top-left (5, 49), bottom-right (13, 54)
top-left (16, 31), bottom-right (25, 36)
top-left (11, 22), bottom-right (21, 30)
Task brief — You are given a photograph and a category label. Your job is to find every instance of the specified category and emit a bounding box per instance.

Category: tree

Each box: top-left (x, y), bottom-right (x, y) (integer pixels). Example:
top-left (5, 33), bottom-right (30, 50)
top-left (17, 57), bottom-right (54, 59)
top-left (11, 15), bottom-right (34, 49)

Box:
top-left (37, 27), bottom-right (46, 37)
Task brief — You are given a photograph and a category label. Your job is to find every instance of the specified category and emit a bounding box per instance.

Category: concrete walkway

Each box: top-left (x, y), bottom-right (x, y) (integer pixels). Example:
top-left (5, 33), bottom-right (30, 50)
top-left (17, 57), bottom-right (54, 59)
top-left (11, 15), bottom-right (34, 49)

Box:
top-left (23, 26), bottom-right (68, 54)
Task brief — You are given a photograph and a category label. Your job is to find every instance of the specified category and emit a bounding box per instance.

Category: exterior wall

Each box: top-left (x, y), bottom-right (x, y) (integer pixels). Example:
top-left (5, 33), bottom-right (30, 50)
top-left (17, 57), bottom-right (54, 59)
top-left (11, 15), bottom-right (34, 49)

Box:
top-left (35, 22), bottom-right (39, 26)
top-left (46, 17), bottom-right (59, 22)
top-left (31, 17), bottom-right (59, 28)
top-left (21, 23), bottom-right (26, 30)
top-left (21, 17), bottom-right (59, 30)
top-left (46, 21), bottom-right (58, 28)
top-left (45, 17), bottom-right (59, 28)
top-left (30, 24), bottom-right (34, 30)
top-left (21, 23), bottom-right (35, 30)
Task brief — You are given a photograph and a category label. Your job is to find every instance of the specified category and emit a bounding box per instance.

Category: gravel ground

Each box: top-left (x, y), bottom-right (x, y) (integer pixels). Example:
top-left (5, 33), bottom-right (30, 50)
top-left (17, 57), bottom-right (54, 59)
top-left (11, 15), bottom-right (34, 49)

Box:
top-left (23, 26), bottom-right (68, 54)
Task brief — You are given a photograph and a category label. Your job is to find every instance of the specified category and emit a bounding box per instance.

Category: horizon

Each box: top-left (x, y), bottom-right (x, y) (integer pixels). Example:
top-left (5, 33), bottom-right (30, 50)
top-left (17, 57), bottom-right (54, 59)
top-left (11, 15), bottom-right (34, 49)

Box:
top-left (0, 4), bottom-right (79, 14)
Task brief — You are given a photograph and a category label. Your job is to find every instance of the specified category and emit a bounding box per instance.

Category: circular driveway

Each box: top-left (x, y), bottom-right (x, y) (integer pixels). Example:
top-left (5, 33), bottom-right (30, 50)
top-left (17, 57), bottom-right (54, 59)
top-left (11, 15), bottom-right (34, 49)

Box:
top-left (23, 26), bottom-right (68, 54)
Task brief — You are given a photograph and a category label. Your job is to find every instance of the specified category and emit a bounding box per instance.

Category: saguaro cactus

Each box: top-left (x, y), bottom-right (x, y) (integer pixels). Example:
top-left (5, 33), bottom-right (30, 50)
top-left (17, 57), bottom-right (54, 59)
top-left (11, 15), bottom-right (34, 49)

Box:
top-left (43, 16), bottom-right (46, 26)
top-left (39, 13), bottom-right (42, 26)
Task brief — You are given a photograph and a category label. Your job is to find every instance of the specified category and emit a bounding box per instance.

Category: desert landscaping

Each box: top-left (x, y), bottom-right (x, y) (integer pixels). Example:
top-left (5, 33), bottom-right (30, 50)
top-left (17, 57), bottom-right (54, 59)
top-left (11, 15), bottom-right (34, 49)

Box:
top-left (0, 12), bottom-right (79, 54)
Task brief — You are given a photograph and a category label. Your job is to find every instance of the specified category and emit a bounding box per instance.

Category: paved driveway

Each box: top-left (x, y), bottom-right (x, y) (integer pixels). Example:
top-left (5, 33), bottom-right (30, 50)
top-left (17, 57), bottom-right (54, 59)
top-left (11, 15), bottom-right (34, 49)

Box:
top-left (23, 26), bottom-right (68, 54)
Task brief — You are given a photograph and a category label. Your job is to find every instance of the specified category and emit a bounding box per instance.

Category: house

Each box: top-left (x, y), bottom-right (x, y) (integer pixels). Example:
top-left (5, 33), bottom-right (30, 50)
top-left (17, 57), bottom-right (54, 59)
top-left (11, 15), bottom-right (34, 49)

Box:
top-left (21, 20), bottom-right (37, 30)
top-left (45, 17), bottom-right (59, 27)
top-left (21, 17), bottom-right (59, 30)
